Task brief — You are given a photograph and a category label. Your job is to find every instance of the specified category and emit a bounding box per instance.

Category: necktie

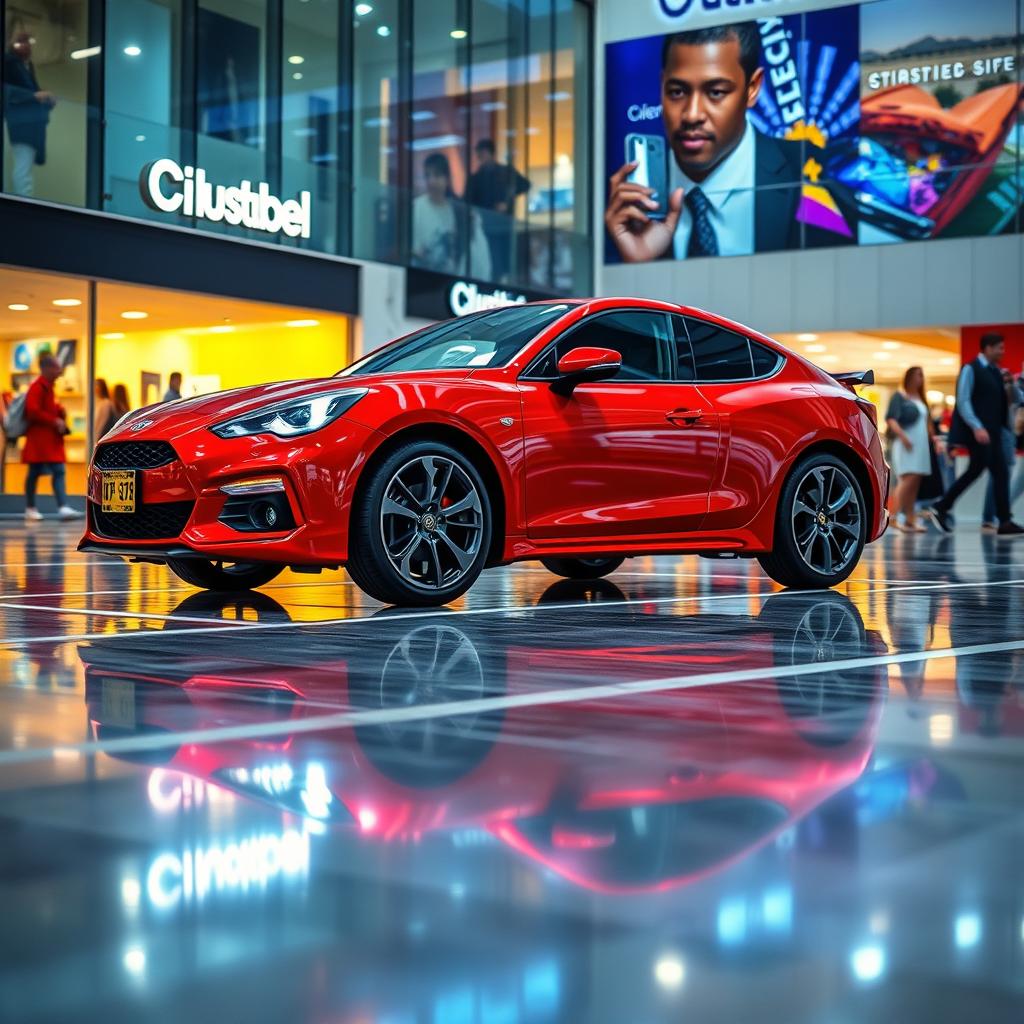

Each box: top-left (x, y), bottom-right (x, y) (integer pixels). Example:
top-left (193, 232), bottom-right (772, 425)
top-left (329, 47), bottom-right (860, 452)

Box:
top-left (685, 187), bottom-right (719, 258)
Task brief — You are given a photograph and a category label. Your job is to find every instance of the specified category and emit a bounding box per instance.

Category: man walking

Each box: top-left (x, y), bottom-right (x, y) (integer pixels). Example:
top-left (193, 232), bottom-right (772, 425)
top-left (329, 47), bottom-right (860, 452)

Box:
top-left (928, 333), bottom-right (1024, 537)
top-left (23, 353), bottom-right (82, 522)
top-left (465, 139), bottom-right (530, 282)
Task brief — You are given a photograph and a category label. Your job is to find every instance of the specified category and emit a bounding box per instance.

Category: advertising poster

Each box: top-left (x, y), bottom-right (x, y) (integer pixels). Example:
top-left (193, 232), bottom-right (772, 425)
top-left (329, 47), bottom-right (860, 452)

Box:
top-left (850, 0), bottom-right (1022, 243)
top-left (604, 0), bottom-right (1023, 264)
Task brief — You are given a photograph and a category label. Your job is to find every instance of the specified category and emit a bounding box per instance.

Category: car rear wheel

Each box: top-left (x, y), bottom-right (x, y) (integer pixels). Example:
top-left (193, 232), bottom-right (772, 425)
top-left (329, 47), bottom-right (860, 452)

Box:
top-left (347, 440), bottom-right (493, 606)
top-left (757, 454), bottom-right (866, 590)
top-left (540, 556), bottom-right (625, 580)
top-left (166, 558), bottom-right (283, 591)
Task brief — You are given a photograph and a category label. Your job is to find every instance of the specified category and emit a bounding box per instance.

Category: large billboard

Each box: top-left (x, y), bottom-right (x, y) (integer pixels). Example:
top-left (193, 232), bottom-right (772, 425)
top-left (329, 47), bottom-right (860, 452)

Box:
top-left (603, 0), bottom-right (1023, 264)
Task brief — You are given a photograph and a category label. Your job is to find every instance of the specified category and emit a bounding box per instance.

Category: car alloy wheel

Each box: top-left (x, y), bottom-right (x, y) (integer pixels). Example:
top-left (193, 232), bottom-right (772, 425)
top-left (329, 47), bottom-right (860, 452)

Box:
top-left (790, 464), bottom-right (862, 577)
top-left (379, 455), bottom-right (485, 592)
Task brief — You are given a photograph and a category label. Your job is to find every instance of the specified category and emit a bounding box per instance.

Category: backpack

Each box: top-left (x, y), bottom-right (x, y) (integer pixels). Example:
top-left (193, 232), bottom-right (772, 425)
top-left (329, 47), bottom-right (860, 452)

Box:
top-left (2, 392), bottom-right (28, 440)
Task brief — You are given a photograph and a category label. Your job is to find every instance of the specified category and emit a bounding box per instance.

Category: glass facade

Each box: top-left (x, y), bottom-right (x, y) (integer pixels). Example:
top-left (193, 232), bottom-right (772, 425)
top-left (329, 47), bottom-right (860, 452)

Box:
top-left (2, 0), bottom-right (593, 293)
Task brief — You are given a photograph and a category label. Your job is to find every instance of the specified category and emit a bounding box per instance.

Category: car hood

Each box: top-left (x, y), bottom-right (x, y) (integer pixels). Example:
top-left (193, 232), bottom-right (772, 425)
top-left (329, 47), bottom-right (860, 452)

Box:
top-left (103, 371), bottom-right (473, 440)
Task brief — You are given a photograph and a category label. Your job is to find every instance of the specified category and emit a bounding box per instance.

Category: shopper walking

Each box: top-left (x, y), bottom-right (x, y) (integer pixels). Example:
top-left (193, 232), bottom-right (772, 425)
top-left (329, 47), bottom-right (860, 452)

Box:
top-left (23, 354), bottom-right (82, 522)
top-left (927, 333), bottom-right (1024, 537)
top-left (112, 383), bottom-right (131, 420)
top-left (980, 366), bottom-right (1024, 530)
top-left (886, 366), bottom-right (933, 532)
top-left (93, 378), bottom-right (116, 439)
top-left (163, 372), bottom-right (182, 402)
top-left (465, 138), bottom-right (530, 282)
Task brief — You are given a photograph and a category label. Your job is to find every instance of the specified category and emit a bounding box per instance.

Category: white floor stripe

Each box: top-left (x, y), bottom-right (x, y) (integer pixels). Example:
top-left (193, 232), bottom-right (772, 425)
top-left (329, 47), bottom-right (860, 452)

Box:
top-left (2, 575), bottom-right (1023, 649)
top-left (1, 636), bottom-right (1020, 767)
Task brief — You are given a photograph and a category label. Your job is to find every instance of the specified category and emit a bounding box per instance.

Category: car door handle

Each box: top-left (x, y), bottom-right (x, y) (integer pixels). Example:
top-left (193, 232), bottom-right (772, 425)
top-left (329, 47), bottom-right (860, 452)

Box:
top-left (666, 408), bottom-right (706, 426)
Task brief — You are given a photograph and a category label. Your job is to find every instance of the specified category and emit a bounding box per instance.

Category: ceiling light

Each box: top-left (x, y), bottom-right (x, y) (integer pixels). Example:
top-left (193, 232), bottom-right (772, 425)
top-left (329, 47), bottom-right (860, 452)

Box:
top-left (53, 298), bottom-right (82, 307)
top-left (208, 325), bottom-right (235, 333)
top-left (123, 45), bottom-right (142, 57)
top-left (292, 72), bottom-right (303, 80)
top-left (288, 54), bottom-right (304, 65)
top-left (70, 45), bottom-right (101, 60)
top-left (376, 25), bottom-right (391, 36)
top-left (881, 340), bottom-right (901, 350)
top-left (654, 954), bottom-right (685, 990)
top-left (450, 29), bottom-right (467, 39)
top-left (805, 343), bottom-right (827, 353)
top-left (797, 332), bottom-right (818, 342)
top-left (355, 2), bottom-right (373, 14)
top-left (939, 357), bottom-right (957, 366)
top-left (819, 354), bottom-right (840, 364)
top-left (872, 351), bottom-right (891, 361)
top-left (135, 134), bottom-right (146, 142)
top-left (121, 310), bottom-right (148, 320)
top-left (102, 332), bottom-right (125, 340)
top-left (59, 318), bottom-right (74, 325)
top-left (7, 303), bottom-right (29, 311)
top-left (286, 318), bottom-right (319, 327)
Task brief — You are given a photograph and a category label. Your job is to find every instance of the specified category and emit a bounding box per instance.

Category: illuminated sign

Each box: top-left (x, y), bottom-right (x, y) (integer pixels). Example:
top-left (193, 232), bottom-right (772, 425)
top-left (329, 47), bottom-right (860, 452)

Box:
top-left (449, 280), bottom-right (528, 317)
top-left (140, 158), bottom-right (312, 239)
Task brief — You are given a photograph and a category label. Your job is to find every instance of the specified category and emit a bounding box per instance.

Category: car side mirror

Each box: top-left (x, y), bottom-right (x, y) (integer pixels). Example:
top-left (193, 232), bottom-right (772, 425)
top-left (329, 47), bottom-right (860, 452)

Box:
top-left (552, 347), bottom-right (622, 396)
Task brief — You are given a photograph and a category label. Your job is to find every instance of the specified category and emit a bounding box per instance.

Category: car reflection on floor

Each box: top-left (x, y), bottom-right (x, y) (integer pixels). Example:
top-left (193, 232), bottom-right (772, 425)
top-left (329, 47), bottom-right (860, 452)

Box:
top-left (79, 583), bottom-right (887, 895)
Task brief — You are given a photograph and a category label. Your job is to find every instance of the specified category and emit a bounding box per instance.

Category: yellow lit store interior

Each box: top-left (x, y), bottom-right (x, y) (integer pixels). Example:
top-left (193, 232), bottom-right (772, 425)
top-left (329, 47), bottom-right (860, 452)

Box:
top-left (1, 268), bottom-right (351, 496)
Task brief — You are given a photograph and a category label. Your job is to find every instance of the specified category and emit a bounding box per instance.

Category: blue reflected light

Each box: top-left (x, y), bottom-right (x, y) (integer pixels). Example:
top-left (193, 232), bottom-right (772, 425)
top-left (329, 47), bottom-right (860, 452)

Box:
top-left (850, 944), bottom-right (886, 982)
top-left (523, 959), bottom-right (560, 1015)
top-left (434, 987), bottom-right (473, 1024)
top-left (955, 913), bottom-right (981, 950)
top-left (717, 898), bottom-right (748, 945)
top-left (761, 887), bottom-right (793, 932)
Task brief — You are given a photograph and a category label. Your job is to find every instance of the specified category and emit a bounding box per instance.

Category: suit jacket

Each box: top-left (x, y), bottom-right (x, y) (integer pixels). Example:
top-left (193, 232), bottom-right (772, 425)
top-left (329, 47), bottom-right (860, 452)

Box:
top-left (2, 52), bottom-right (48, 162)
top-left (753, 133), bottom-right (803, 252)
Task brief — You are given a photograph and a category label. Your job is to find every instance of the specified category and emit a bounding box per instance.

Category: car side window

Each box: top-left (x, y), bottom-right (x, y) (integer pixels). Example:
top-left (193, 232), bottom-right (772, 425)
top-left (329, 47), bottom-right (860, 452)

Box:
top-left (531, 310), bottom-right (672, 381)
top-left (670, 315), bottom-right (697, 381)
top-left (684, 317), bottom-right (754, 382)
top-left (751, 340), bottom-right (783, 377)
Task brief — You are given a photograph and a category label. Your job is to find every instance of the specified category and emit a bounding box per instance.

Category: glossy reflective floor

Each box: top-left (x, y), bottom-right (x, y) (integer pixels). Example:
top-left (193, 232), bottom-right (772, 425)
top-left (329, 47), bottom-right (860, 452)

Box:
top-left (1, 524), bottom-right (1023, 1023)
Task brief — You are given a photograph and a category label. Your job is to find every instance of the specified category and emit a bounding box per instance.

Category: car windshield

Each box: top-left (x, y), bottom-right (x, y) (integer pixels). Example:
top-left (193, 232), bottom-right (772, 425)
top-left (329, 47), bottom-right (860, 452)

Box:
top-left (338, 302), bottom-right (574, 376)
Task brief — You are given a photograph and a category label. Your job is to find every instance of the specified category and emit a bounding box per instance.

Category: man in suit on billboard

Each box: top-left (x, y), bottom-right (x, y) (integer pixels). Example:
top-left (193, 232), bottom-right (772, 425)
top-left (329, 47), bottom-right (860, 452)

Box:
top-left (605, 22), bottom-right (804, 262)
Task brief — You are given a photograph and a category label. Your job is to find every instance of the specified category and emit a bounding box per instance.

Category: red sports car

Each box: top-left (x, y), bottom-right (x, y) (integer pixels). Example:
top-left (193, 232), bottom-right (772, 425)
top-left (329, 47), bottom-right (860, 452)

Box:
top-left (79, 298), bottom-right (887, 604)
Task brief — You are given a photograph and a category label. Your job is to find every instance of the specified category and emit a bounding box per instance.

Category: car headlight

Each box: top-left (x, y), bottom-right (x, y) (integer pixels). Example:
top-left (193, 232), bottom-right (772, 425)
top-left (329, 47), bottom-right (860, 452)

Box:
top-left (210, 388), bottom-right (368, 439)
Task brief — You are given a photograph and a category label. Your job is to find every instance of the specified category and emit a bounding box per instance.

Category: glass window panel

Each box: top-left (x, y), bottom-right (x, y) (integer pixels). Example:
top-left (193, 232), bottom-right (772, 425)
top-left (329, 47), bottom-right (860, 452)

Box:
top-left (351, 0), bottom-right (400, 263)
top-left (104, 0), bottom-right (183, 221)
top-left (686, 318), bottom-right (754, 382)
top-left (670, 315), bottom-right (696, 382)
top-left (195, 0), bottom-right (269, 238)
top-left (3, 0), bottom-right (90, 204)
top-left (282, 0), bottom-right (340, 253)
top-left (552, 310), bottom-right (670, 382)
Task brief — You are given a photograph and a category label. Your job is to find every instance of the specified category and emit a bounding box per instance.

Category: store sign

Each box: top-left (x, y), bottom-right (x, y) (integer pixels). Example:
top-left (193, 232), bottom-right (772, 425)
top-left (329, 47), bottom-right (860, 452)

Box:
top-left (406, 267), bottom-right (555, 322)
top-left (140, 159), bottom-right (312, 239)
top-left (449, 280), bottom-right (527, 317)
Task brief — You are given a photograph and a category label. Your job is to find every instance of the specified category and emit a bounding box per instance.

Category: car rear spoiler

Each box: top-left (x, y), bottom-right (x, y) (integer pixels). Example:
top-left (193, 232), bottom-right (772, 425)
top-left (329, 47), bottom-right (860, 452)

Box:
top-left (831, 369), bottom-right (874, 389)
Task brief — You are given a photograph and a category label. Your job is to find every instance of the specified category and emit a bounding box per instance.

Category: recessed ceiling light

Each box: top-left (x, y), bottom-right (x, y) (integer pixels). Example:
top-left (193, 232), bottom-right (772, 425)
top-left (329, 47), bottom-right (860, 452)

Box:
top-left (121, 310), bottom-right (148, 320)
top-left (881, 341), bottom-right (901, 350)
top-left (355, 2), bottom-right (373, 14)
top-left (797, 333), bottom-right (818, 342)
top-left (939, 357), bottom-right (957, 366)
top-left (7, 303), bottom-right (29, 311)
top-left (208, 325), bottom-right (235, 333)
top-left (135, 134), bottom-right (146, 142)
top-left (376, 25), bottom-right (391, 36)
top-left (59, 318), bottom-right (74, 324)
top-left (805, 344), bottom-right (827, 353)
top-left (288, 54), bottom-right (304, 65)
top-left (450, 29), bottom-right (467, 39)
top-left (102, 332), bottom-right (125, 340)
top-left (70, 45), bottom-right (101, 60)
top-left (53, 298), bottom-right (82, 307)
top-left (286, 318), bottom-right (319, 327)
top-left (292, 72), bottom-right (303, 80)
top-left (872, 351), bottom-right (891, 360)
top-left (123, 45), bottom-right (141, 57)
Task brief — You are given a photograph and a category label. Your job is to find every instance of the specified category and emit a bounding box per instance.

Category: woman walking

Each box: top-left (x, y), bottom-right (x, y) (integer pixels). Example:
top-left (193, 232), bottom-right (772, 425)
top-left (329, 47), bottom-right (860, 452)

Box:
top-left (886, 366), bottom-right (933, 533)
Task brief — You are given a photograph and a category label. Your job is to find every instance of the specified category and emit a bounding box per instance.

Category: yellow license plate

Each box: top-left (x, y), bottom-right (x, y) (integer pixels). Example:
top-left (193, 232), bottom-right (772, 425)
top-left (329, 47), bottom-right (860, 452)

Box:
top-left (101, 678), bottom-right (136, 729)
top-left (101, 470), bottom-right (136, 513)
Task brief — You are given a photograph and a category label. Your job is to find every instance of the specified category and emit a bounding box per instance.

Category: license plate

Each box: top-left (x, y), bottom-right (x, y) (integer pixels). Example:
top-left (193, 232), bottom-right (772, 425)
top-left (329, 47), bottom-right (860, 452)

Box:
top-left (101, 678), bottom-right (136, 729)
top-left (101, 471), bottom-right (136, 513)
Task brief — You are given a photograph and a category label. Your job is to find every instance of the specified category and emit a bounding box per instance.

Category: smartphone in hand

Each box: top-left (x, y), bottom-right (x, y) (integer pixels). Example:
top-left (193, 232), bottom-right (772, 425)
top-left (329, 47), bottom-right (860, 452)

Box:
top-left (625, 133), bottom-right (668, 220)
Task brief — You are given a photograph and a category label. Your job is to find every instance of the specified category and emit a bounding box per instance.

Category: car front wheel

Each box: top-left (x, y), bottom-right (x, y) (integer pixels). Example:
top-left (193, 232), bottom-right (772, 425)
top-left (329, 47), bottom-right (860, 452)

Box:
top-left (346, 440), bottom-right (493, 606)
top-left (757, 454), bottom-right (867, 590)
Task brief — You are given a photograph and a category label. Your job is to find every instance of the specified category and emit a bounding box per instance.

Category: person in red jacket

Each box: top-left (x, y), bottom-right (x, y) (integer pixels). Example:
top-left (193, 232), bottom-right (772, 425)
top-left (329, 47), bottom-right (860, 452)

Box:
top-left (23, 353), bottom-right (82, 521)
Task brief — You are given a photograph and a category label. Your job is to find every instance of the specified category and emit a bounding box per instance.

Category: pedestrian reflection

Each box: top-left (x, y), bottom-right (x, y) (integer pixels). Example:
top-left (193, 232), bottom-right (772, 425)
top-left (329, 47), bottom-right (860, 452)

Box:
top-left (80, 591), bottom-right (887, 893)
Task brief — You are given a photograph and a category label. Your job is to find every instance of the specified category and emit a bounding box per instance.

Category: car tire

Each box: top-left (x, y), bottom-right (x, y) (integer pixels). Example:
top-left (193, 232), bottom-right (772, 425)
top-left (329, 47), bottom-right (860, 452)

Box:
top-left (347, 439), bottom-right (493, 606)
top-left (166, 557), bottom-right (283, 591)
top-left (757, 453), bottom-right (867, 590)
top-left (540, 556), bottom-right (625, 580)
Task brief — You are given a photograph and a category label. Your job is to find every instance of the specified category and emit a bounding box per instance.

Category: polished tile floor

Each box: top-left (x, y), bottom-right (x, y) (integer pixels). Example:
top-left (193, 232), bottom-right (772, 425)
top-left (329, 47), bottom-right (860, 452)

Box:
top-left (0, 523), bottom-right (1022, 1023)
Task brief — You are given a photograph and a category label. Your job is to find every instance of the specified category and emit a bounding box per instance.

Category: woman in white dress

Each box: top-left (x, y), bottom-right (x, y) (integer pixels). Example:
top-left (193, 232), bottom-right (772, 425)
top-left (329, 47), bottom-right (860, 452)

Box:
top-left (886, 366), bottom-right (933, 533)
top-left (411, 153), bottom-right (491, 280)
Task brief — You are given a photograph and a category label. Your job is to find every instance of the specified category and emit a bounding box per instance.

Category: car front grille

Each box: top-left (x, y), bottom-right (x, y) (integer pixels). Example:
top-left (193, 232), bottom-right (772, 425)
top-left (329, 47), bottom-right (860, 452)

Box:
top-left (90, 500), bottom-right (194, 540)
top-left (94, 441), bottom-right (178, 470)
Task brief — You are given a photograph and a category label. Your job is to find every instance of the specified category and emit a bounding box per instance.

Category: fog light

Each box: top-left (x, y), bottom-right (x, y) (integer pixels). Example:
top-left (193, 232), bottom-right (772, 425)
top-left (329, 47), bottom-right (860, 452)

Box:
top-left (250, 501), bottom-right (279, 530)
top-left (220, 477), bottom-right (286, 496)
